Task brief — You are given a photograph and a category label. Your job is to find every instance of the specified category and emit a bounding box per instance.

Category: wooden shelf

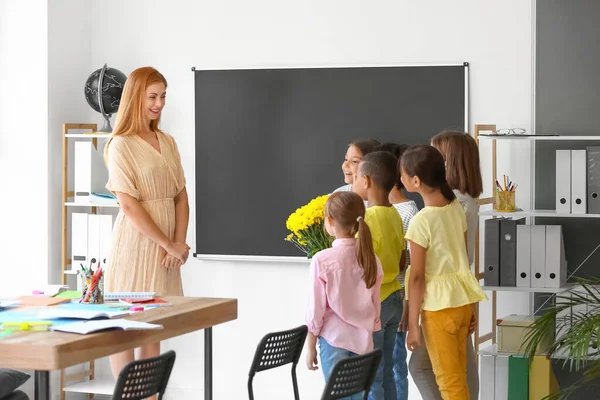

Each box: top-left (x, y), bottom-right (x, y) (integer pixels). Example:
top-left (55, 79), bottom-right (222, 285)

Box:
top-left (65, 133), bottom-right (110, 138)
top-left (482, 284), bottom-right (572, 293)
top-left (479, 209), bottom-right (600, 218)
top-left (478, 135), bottom-right (600, 141)
top-left (63, 379), bottom-right (115, 395)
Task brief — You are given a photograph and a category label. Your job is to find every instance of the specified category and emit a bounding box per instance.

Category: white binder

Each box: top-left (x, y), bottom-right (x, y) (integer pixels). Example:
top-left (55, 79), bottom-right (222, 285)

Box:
top-left (480, 354), bottom-right (495, 400)
top-left (516, 225), bottom-right (531, 287)
top-left (530, 225), bottom-right (546, 288)
top-left (98, 214), bottom-right (114, 268)
top-left (556, 150), bottom-right (572, 214)
top-left (74, 141), bottom-right (109, 203)
top-left (71, 213), bottom-right (88, 271)
top-left (571, 150), bottom-right (587, 214)
top-left (545, 225), bottom-right (567, 288)
top-left (87, 214), bottom-right (101, 269)
top-left (495, 354), bottom-right (509, 400)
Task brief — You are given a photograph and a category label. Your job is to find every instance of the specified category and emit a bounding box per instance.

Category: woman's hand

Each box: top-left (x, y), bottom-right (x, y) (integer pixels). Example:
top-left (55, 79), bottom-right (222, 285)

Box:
top-left (161, 254), bottom-right (182, 269)
top-left (469, 304), bottom-right (478, 335)
top-left (406, 326), bottom-right (422, 352)
top-left (306, 346), bottom-right (319, 371)
top-left (165, 241), bottom-right (190, 263)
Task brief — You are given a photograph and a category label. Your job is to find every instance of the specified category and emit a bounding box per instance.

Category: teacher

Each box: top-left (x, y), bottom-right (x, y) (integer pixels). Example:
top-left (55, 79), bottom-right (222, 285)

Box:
top-left (103, 66), bottom-right (190, 380)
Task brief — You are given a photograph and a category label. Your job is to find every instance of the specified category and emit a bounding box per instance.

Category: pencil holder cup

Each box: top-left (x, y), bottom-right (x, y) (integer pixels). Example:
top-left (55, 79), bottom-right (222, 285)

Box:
top-left (495, 191), bottom-right (516, 212)
top-left (79, 269), bottom-right (104, 304)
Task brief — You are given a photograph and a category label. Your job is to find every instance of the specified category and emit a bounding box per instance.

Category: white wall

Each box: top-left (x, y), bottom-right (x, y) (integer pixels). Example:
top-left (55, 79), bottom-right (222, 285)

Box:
top-left (83, 1), bottom-right (534, 399)
top-left (0, 0), bottom-right (535, 399)
top-left (0, 0), bottom-right (49, 294)
top-left (47, 0), bottom-right (94, 285)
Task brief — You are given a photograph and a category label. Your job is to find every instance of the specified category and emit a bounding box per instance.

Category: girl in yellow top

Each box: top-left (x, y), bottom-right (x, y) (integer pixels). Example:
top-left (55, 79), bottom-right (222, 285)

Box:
top-left (400, 145), bottom-right (487, 400)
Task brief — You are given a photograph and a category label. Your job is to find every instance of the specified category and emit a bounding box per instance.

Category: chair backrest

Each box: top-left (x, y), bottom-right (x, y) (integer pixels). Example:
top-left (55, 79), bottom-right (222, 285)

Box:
top-left (249, 325), bottom-right (308, 375)
top-left (112, 350), bottom-right (176, 400)
top-left (320, 350), bottom-right (382, 400)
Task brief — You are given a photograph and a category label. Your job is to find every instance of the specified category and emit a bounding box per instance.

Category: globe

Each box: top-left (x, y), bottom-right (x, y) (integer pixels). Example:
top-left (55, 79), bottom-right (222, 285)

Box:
top-left (84, 64), bottom-right (127, 133)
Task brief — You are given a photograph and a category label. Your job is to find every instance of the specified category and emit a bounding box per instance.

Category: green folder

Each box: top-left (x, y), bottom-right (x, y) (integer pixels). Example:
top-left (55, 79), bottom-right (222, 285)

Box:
top-left (508, 355), bottom-right (529, 400)
top-left (53, 290), bottom-right (81, 300)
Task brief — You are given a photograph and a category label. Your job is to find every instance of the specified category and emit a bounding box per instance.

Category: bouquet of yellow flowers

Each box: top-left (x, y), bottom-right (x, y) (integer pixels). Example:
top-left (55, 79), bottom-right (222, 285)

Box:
top-left (285, 194), bottom-right (333, 258)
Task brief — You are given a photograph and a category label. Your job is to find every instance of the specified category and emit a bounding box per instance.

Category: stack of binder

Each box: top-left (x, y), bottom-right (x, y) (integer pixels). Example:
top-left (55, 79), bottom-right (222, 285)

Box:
top-left (71, 213), bottom-right (114, 275)
top-left (484, 219), bottom-right (567, 289)
top-left (556, 147), bottom-right (600, 214)
top-left (480, 354), bottom-right (559, 399)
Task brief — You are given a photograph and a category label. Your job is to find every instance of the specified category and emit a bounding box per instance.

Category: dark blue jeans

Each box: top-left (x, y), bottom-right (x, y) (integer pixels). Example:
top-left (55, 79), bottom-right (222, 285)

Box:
top-left (393, 330), bottom-right (408, 400)
top-left (369, 291), bottom-right (403, 400)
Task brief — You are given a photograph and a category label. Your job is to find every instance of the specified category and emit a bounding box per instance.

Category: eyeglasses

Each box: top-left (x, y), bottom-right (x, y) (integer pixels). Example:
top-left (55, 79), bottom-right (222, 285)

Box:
top-left (495, 128), bottom-right (527, 135)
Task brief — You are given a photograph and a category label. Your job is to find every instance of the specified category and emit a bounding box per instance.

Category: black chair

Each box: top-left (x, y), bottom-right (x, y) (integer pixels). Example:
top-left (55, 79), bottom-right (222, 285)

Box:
top-left (112, 350), bottom-right (176, 400)
top-left (248, 325), bottom-right (308, 400)
top-left (320, 349), bottom-right (382, 400)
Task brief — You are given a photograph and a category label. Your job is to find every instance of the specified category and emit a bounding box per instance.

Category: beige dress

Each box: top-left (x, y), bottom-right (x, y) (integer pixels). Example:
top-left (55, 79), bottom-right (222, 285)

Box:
top-left (105, 132), bottom-right (186, 296)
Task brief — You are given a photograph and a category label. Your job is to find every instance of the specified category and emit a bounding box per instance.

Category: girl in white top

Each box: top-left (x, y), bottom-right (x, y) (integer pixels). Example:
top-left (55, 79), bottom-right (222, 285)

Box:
top-left (407, 131), bottom-right (484, 400)
top-left (375, 142), bottom-right (420, 400)
top-left (332, 139), bottom-right (380, 193)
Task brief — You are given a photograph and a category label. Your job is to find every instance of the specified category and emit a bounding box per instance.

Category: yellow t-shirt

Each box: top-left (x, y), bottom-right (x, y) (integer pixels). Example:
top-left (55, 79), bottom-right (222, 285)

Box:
top-left (364, 206), bottom-right (405, 302)
top-left (404, 200), bottom-right (487, 311)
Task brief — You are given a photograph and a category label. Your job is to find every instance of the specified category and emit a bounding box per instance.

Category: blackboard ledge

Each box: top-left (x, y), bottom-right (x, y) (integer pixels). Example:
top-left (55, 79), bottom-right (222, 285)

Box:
top-left (193, 254), bottom-right (311, 263)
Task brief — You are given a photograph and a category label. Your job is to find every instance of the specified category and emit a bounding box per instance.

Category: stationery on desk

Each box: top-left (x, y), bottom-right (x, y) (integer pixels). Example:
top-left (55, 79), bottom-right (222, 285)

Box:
top-left (36, 308), bottom-right (129, 321)
top-left (51, 319), bottom-right (163, 335)
top-left (104, 292), bottom-right (156, 302)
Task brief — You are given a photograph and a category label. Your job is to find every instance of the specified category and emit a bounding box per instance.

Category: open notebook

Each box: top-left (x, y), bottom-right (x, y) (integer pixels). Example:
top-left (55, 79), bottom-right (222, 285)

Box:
top-left (51, 319), bottom-right (163, 335)
top-left (36, 308), bottom-right (129, 320)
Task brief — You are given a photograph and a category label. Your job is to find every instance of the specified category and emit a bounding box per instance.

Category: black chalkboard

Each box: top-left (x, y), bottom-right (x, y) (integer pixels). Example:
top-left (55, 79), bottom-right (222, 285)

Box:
top-left (194, 65), bottom-right (468, 257)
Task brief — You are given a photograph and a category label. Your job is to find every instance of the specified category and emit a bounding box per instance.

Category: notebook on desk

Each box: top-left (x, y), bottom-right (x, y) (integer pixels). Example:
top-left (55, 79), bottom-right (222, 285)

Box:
top-left (51, 319), bottom-right (163, 335)
top-left (104, 292), bottom-right (156, 301)
top-left (36, 308), bottom-right (129, 320)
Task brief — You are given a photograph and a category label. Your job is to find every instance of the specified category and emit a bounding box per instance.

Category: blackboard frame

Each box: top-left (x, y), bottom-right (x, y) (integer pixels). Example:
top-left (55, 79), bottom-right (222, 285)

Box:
top-left (192, 63), bottom-right (469, 262)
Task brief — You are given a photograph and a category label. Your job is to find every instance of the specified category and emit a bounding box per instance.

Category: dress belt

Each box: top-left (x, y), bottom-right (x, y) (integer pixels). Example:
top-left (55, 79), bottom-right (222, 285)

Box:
top-left (140, 198), bottom-right (174, 204)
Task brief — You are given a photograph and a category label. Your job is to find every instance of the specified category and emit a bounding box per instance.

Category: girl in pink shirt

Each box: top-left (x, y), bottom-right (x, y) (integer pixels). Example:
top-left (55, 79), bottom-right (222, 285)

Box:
top-left (305, 191), bottom-right (384, 398)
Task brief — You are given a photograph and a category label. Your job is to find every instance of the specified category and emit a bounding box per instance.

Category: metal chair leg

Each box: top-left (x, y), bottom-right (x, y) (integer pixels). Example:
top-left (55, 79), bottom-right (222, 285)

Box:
top-left (291, 366), bottom-right (300, 400)
top-left (248, 375), bottom-right (255, 400)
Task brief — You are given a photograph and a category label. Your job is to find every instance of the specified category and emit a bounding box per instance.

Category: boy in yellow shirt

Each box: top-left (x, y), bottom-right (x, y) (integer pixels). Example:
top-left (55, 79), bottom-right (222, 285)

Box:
top-left (353, 150), bottom-right (406, 400)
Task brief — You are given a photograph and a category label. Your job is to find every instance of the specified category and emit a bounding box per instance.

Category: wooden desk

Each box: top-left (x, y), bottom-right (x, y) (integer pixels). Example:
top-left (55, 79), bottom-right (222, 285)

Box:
top-left (0, 297), bottom-right (238, 400)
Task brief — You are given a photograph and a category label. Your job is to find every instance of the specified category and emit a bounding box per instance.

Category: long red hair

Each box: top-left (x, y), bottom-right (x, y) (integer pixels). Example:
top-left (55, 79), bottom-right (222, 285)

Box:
top-left (104, 66), bottom-right (167, 161)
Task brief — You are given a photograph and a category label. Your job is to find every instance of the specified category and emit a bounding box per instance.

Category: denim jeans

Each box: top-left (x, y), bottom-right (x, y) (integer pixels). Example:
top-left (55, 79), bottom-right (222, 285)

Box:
top-left (393, 330), bottom-right (408, 400)
top-left (319, 337), bottom-right (363, 400)
top-left (369, 291), bottom-right (403, 400)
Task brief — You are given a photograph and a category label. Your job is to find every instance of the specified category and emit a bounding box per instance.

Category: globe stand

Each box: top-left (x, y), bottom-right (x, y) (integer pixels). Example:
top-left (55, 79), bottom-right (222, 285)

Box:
top-left (98, 114), bottom-right (113, 133)
top-left (97, 64), bottom-right (113, 133)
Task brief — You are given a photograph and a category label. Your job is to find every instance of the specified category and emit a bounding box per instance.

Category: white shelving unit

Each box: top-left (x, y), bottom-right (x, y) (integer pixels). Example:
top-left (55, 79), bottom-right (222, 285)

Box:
top-left (479, 209), bottom-right (600, 219)
top-left (65, 200), bottom-right (119, 208)
top-left (481, 284), bottom-right (572, 294)
top-left (63, 379), bottom-right (115, 396)
top-left (474, 124), bottom-right (600, 361)
top-left (60, 123), bottom-right (115, 400)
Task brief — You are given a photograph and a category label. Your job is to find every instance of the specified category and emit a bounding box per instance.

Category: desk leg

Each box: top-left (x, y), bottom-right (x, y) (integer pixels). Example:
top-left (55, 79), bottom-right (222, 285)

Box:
top-left (34, 371), bottom-right (50, 400)
top-left (205, 327), bottom-right (213, 400)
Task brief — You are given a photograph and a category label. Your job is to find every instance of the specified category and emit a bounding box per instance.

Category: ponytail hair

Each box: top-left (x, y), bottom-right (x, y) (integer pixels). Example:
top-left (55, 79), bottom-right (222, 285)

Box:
top-left (400, 145), bottom-right (456, 202)
top-left (324, 192), bottom-right (378, 289)
top-left (356, 216), bottom-right (378, 289)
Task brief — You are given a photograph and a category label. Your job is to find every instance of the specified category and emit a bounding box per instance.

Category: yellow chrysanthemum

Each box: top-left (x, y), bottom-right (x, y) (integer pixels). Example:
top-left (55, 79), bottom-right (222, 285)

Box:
top-left (284, 194), bottom-right (333, 258)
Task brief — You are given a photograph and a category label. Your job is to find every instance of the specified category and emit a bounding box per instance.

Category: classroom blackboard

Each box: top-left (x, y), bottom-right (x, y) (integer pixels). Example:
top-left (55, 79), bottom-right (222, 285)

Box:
top-left (194, 64), bottom-right (468, 258)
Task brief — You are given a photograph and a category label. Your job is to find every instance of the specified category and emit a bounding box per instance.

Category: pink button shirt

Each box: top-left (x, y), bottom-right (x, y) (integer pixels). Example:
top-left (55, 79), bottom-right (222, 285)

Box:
top-left (305, 238), bottom-right (383, 355)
